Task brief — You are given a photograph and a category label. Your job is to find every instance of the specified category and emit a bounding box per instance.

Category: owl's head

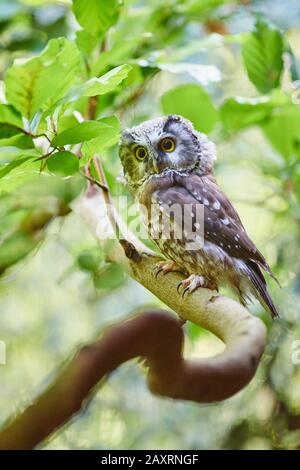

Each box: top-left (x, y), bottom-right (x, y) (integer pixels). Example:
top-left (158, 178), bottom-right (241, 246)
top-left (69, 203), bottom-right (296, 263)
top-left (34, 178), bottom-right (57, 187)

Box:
top-left (119, 115), bottom-right (216, 193)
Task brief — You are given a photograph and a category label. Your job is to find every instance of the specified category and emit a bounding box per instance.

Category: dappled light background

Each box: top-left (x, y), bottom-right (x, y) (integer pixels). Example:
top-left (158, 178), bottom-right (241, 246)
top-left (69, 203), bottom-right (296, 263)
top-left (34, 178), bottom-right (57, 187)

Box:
top-left (1, 0), bottom-right (300, 450)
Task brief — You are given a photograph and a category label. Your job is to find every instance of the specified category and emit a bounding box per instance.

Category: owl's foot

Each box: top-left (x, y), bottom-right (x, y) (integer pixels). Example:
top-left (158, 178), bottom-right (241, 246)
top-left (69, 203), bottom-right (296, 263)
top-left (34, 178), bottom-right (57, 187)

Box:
top-left (177, 274), bottom-right (217, 298)
top-left (153, 260), bottom-right (184, 279)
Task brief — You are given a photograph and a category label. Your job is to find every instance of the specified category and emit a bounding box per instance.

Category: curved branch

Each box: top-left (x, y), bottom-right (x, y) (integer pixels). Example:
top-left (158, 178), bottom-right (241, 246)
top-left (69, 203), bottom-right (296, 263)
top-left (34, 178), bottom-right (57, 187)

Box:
top-left (0, 309), bottom-right (261, 450)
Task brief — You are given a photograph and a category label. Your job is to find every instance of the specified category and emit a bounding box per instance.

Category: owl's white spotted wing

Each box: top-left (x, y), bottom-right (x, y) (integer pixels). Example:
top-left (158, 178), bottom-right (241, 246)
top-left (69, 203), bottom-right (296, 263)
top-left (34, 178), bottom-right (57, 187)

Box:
top-left (154, 172), bottom-right (272, 273)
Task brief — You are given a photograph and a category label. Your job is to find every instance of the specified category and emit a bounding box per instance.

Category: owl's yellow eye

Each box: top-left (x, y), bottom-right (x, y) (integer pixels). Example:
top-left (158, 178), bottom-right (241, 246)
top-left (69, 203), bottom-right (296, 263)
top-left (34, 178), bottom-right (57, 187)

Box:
top-left (160, 137), bottom-right (175, 152)
top-left (135, 146), bottom-right (148, 161)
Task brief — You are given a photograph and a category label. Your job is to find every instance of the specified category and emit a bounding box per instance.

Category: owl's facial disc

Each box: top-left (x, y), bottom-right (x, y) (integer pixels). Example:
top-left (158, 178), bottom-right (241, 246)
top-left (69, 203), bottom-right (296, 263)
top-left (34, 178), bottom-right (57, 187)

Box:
top-left (119, 115), bottom-right (214, 191)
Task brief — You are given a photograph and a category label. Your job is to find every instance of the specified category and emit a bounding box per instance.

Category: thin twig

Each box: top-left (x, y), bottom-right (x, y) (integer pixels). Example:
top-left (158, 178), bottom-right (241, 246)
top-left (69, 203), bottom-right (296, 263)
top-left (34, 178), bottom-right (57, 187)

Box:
top-left (34, 148), bottom-right (57, 162)
top-left (90, 157), bottom-right (141, 261)
top-left (82, 172), bottom-right (108, 192)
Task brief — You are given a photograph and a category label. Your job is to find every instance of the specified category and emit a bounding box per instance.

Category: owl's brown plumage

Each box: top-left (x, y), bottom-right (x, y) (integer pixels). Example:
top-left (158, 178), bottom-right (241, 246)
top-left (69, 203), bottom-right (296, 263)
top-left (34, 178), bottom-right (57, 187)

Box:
top-left (119, 115), bottom-right (279, 318)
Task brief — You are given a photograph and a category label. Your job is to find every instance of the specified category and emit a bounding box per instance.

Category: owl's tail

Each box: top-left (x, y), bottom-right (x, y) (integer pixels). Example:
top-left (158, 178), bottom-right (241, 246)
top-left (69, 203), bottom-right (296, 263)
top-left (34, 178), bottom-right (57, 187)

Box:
top-left (244, 260), bottom-right (279, 319)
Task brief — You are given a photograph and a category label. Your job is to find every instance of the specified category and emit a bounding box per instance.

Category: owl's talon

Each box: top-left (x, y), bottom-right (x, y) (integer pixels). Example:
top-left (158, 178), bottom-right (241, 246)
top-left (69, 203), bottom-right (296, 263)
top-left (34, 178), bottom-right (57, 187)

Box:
top-left (177, 282), bottom-right (183, 294)
top-left (177, 280), bottom-right (188, 296)
top-left (177, 274), bottom-right (216, 297)
top-left (153, 260), bottom-right (183, 279)
top-left (153, 266), bottom-right (163, 279)
top-left (182, 287), bottom-right (190, 298)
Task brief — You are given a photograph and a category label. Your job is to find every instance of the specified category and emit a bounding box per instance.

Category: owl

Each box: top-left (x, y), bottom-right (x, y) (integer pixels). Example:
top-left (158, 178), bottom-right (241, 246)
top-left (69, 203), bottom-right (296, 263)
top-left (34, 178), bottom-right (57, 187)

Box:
top-left (119, 114), bottom-right (279, 318)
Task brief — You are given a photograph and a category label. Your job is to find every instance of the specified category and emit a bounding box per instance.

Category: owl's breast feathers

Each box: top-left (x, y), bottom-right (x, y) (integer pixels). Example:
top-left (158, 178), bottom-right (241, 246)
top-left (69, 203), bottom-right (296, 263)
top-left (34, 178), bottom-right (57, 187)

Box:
top-left (139, 170), bottom-right (279, 318)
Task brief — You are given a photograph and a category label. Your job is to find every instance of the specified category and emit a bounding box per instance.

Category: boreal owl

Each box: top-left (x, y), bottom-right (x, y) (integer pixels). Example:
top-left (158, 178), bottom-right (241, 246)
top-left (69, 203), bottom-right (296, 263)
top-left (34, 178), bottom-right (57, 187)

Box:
top-left (119, 114), bottom-right (279, 318)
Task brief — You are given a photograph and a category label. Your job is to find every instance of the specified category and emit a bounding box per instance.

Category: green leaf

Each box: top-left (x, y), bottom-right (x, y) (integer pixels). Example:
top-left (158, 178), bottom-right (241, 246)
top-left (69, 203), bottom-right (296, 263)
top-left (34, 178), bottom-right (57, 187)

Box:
top-left (94, 262), bottom-right (125, 290)
top-left (0, 154), bottom-right (37, 179)
top-left (220, 91), bottom-right (291, 132)
top-left (0, 128), bottom-right (34, 149)
top-left (47, 151), bottom-right (79, 176)
top-left (77, 248), bottom-right (103, 272)
top-left (14, 175), bottom-right (85, 206)
top-left (91, 40), bottom-right (137, 76)
top-left (0, 124), bottom-right (21, 140)
top-left (220, 90), bottom-right (300, 158)
top-left (57, 114), bottom-right (80, 134)
top-left (63, 65), bottom-right (132, 104)
top-left (0, 169), bottom-right (36, 194)
top-left (81, 116), bottom-right (120, 163)
top-left (242, 18), bottom-right (284, 93)
top-left (0, 104), bottom-right (23, 128)
top-left (52, 119), bottom-right (117, 147)
top-left (81, 65), bottom-right (132, 96)
top-left (75, 30), bottom-right (99, 56)
top-left (72, 0), bottom-right (122, 36)
top-left (5, 38), bottom-right (82, 120)
top-left (161, 84), bottom-right (218, 133)
top-left (46, 65), bottom-right (131, 115)
top-left (261, 105), bottom-right (300, 159)
top-left (0, 232), bottom-right (38, 274)
top-left (0, 155), bottom-right (41, 194)
top-left (221, 97), bottom-right (271, 131)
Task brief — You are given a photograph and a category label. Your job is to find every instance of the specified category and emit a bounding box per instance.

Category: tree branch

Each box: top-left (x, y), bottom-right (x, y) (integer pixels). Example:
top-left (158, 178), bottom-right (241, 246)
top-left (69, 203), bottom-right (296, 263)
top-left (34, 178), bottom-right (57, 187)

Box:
top-left (0, 306), bottom-right (262, 450)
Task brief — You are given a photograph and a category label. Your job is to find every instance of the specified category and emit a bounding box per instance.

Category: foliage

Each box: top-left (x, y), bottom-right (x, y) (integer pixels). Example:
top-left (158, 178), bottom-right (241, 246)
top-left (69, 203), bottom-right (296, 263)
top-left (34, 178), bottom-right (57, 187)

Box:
top-left (241, 17), bottom-right (284, 94)
top-left (0, 0), bottom-right (300, 451)
top-left (161, 83), bottom-right (219, 133)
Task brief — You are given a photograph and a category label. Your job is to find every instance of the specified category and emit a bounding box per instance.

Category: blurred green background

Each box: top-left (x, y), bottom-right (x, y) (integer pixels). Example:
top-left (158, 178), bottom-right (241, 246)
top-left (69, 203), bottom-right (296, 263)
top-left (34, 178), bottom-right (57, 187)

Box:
top-left (1, 0), bottom-right (300, 450)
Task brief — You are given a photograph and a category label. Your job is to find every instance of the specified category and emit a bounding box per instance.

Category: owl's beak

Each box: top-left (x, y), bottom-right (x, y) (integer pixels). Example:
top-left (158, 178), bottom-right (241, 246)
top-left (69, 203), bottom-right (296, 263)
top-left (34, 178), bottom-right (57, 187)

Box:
top-left (152, 154), bottom-right (162, 173)
top-left (152, 159), bottom-right (159, 173)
